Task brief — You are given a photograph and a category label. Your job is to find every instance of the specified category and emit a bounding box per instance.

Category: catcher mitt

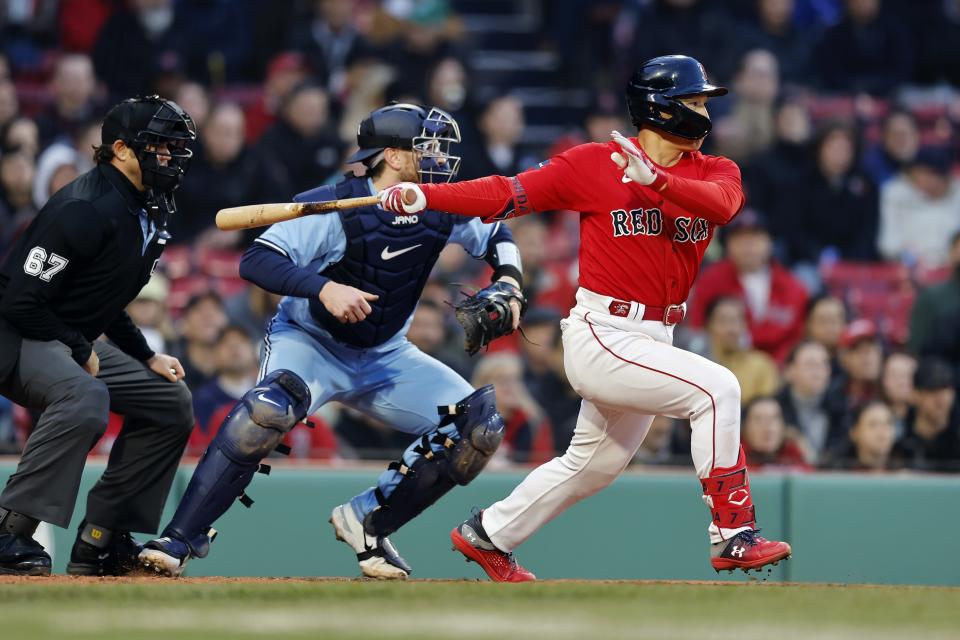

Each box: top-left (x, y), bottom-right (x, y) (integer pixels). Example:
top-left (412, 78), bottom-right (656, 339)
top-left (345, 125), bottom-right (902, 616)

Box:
top-left (453, 281), bottom-right (527, 355)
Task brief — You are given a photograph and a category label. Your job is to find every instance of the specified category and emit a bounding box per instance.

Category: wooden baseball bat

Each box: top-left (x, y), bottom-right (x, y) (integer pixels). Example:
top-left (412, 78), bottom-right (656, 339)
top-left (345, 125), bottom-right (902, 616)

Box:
top-left (215, 195), bottom-right (381, 231)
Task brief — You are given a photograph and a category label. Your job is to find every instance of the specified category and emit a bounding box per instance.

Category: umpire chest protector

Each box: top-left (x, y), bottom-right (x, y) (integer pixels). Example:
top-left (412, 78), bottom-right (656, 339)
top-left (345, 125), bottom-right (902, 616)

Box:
top-left (299, 176), bottom-right (455, 347)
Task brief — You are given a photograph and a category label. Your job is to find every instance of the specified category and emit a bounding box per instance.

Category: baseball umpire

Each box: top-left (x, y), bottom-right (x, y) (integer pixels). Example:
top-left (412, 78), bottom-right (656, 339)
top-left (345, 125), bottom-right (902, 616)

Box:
top-left (139, 103), bottom-right (525, 579)
top-left (0, 96), bottom-right (196, 576)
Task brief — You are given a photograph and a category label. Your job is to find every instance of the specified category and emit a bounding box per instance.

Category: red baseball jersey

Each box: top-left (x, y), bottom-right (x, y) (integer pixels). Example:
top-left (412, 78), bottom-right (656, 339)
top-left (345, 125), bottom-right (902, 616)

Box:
top-left (422, 138), bottom-right (745, 306)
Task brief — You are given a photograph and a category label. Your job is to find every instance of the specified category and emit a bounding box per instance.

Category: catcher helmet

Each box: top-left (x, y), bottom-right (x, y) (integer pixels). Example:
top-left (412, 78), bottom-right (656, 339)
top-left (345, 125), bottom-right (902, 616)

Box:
top-left (101, 95), bottom-right (196, 193)
top-left (625, 55), bottom-right (727, 140)
top-left (347, 102), bottom-right (461, 183)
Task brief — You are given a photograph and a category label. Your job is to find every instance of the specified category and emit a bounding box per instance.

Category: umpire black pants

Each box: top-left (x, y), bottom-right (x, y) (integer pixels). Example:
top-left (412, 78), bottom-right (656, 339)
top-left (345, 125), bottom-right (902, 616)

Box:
top-left (0, 339), bottom-right (194, 531)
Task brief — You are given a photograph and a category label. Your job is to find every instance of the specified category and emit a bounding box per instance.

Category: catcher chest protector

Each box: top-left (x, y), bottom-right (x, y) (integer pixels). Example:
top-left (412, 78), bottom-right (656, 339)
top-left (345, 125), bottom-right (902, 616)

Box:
top-left (162, 370), bottom-right (310, 556)
top-left (297, 176), bottom-right (456, 348)
top-left (625, 54), bottom-right (727, 140)
top-left (364, 385), bottom-right (505, 537)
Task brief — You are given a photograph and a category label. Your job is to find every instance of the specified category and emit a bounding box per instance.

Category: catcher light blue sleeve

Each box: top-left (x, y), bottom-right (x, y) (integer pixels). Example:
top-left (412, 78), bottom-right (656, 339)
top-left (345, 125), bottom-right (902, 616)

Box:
top-left (254, 213), bottom-right (347, 268)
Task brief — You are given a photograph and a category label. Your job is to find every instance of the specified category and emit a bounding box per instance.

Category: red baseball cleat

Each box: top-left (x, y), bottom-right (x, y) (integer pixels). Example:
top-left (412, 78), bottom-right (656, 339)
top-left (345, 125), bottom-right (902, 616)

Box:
top-left (450, 511), bottom-right (535, 583)
top-left (711, 529), bottom-right (792, 573)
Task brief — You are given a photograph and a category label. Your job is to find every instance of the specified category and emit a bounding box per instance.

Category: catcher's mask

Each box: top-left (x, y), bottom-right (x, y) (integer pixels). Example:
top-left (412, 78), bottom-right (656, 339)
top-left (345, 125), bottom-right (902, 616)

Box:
top-left (349, 102), bottom-right (461, 184)
top-left (625, 55), bottom-right (727, 140)
top-left (101, 95), bottom-right (196, 193)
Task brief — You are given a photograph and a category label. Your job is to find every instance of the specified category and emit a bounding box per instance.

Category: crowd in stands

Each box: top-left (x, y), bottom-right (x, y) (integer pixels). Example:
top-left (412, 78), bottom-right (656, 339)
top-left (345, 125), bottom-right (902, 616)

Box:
top-left (2, 0), bottom-right (960, 473)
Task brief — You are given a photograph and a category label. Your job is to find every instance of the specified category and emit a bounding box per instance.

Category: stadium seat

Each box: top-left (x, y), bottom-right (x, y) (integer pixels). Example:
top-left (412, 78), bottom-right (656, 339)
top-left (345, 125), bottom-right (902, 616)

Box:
top-left (820, 260), bottom-right (912, 297)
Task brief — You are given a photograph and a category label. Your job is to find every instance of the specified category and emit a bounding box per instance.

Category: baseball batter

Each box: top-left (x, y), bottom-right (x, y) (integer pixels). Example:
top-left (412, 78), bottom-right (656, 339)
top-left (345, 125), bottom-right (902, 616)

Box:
top-left (378, 55), bottom-right (792, 581)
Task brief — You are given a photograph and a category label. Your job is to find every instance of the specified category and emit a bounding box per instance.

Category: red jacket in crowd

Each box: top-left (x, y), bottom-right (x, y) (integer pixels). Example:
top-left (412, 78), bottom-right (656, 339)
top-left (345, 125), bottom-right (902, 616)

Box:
top-left (689, 258), bottom-right (808, 362)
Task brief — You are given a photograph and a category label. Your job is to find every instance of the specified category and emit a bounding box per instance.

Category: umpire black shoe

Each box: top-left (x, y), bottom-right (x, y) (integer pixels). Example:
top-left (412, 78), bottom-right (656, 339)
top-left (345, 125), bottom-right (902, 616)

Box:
top-left (66, 522), bottom-right (143, 576)
top-left (0, 533), bottom-right (52, 576)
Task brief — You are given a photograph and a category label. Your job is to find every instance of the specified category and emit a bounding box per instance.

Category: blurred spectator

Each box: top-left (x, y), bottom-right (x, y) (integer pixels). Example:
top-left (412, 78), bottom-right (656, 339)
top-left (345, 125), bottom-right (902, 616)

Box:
top-left (290, 0), bottom-right (376, 97)
top-left (828, 400), bottom-right (898, 471)
top-left (633, 415), bottom-right (678, 465)
top-left (908, 231), bottom-right (960, 362)
top-left (3, 116), bottom-right (39, 158)
top-left (59, 0), bottom-right (115, 53)
top-left (93, 0), bottom-right (184, 100)
top-left (0, 80), bottom-right (18, 131)
top-left (861, 109), bottom-right (919, 186)
top-left (225, 286), bottom-right (283, 344)
top-left (804, 294), bottom-right (847, 371)
top-left (191, 325), bottom-right (259, 437)
top-left (245, 52), bottom-right (310, 143)
top-left (743, 97), bottom-right (812, 246)
top-left (407, 299), bottom-right (472, 379)
top-left (776, 340), bottom-right (848, 462)
top-left (173, 81), bottom-right (211, 133)
top-left (712, 49), bottom-right (780, 163)
top-left (878, 147), bottom-right (960, 268)
top-left (0, 150), bottom-right (37, 246)
top-left (34, 54), bottom-right (99, 148)
top-left (880, 351), bottom-right (917, 438)
top-left (582, 95), bottom-right (628, 145)
top-left (520, 308), bottom-right (579, 451)
top-left (506, 215), bottom-right (577, 313)
top-left (910, 0), bottom-right (960, 86)
top-left (740, 0), bottom-right (815, 85)
top-left (895, 358), bottom-right (960, 471)
top-left (256, 82), bottom-right (345, 196)
top-left (690, 209), bottom-right (808, 362)
top-left (425, 57), bottom-right (476, 143)
top-left (472, 353), bottom-right (554, 464)
top-left (626, 0), bottom-right (742, 84)
top-left (173, 102), bottom-right (275, 247)
top-left (458, 96), bottom-right (533, 181)
top-left (835, 318), bottom-right (883, 411)
top-left (372, 0), bottom-right (466, 94)
top-left (814, 0), bottom-right (912, 96)
top-left (31, 143), bottom-right (82, 208)
top-left (173, 292), bottom-right (229, 389)
top-left (702, 297), bottom-right (780, 405)
top-left (127, 275), bottom-right (173, 355)
top-left (171, 0), bottom-right (253, 86)
top-left (781, 122), bottom-right (878, 266)
top-left (742, 396), bottom-right (812, 471)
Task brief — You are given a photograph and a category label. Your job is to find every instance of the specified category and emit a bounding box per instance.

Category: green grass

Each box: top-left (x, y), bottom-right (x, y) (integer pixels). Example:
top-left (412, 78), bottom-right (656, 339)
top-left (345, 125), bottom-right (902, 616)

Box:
top-left (1, 579), bottom-right (958, 640)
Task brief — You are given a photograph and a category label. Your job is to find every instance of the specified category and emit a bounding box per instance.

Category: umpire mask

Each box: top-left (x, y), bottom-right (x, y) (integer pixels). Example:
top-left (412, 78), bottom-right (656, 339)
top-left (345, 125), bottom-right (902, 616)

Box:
top-left (102, 95), bottom-right (196, 194)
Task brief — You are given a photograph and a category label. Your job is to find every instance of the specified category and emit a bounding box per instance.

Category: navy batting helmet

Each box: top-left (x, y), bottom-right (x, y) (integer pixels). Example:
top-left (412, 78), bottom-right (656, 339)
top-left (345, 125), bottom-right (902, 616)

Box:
top-left (347, 102), bottom-right (461, 183)
top-left (625, 55), bottom-right (727, 140)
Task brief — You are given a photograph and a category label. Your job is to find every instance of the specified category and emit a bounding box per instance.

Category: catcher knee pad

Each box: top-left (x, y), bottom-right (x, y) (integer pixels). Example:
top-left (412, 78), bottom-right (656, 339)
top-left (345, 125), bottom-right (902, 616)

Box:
top-left (163, 370), bottom-right (311, 554)
top-left (700, 447), bottom-right (756, 531)
top-left (441, 385), bottom-right (505, 485)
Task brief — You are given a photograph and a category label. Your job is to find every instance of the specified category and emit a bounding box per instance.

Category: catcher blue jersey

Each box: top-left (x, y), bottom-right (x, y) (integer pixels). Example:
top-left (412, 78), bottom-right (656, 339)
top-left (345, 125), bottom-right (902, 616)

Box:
top-left (253, 174), bottom-right (507, 353)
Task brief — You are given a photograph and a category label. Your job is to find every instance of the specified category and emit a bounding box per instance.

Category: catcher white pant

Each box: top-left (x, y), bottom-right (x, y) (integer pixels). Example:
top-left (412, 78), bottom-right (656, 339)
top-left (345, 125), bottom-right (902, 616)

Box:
top-left (482, 287), bottom-right (745, 548)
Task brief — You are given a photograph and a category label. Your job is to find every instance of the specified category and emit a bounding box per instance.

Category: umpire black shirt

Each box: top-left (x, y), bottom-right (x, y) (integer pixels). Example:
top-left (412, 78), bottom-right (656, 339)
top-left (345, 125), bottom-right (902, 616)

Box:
top-left (0, 163), bottom-right (166, 378)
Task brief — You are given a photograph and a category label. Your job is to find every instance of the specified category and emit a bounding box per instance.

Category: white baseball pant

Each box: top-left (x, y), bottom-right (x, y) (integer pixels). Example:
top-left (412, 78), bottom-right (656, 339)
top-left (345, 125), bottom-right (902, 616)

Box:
top-left (482, 287), bottom-right (747, 548)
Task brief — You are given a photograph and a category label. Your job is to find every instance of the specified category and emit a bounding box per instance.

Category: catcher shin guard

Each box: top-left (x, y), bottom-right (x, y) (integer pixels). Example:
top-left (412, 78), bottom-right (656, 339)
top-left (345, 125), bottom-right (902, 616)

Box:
top-left (441, 384), bottom-right (505, 484)
top-left (700, 447), bottom-right (756, 535)
top-left (364, 386), bottom-right (505, 537)
top-left (162, 370), bottom-right (310, 555)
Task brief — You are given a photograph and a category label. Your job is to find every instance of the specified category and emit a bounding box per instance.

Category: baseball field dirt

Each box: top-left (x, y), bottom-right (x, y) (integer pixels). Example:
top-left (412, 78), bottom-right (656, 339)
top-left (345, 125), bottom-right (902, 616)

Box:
top-left (1, 576), bottom-right (958, 640)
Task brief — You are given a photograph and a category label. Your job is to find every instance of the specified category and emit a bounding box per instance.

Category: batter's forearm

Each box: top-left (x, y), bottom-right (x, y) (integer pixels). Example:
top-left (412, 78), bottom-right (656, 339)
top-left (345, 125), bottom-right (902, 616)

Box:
top-left (657, 173), bottom-right (745, 225)
top-left (423, 176), bottom-right (535, 221)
